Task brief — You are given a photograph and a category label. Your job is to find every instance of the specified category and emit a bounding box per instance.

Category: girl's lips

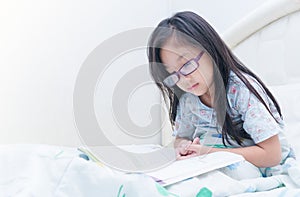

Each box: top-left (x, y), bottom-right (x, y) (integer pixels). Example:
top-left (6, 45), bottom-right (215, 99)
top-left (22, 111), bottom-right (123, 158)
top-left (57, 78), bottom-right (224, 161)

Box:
top-left (188, 83), bottom-right (199, 90)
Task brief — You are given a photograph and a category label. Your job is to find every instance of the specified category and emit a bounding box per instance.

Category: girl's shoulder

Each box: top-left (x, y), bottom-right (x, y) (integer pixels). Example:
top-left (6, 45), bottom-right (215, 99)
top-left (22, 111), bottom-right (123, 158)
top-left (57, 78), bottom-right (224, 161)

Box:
top-left (229, 71), bottom-right (256, 86)
top-left (228, 71), bottom-right (265, 95)
top-left (227, 71), bottom-right (270, 108)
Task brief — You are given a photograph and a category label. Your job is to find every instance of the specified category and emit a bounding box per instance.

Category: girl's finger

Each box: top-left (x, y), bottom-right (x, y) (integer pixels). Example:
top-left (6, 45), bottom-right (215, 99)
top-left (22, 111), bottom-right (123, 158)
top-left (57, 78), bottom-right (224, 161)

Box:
top-left (185, 144), bottom-right (199, 152)
top-left (185, 138), bottom-right (200, 155)
top-left (192, 137), bottom-right (200, 144)
top-left (177, 152), bottom-right (197, 160)
top-left (184, 141), bottom-right (192, 154)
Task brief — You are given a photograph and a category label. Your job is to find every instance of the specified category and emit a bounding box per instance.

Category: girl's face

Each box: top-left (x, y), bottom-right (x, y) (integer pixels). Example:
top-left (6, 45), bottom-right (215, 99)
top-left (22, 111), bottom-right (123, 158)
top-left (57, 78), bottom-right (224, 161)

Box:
top-left (160, 39), bottom-right (214, 98)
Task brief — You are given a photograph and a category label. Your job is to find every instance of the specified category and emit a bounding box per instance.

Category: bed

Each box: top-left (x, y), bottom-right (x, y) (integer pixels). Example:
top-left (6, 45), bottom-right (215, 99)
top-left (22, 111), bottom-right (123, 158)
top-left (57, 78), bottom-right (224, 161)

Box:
top-left (1, 0), bottom-right (300, 196)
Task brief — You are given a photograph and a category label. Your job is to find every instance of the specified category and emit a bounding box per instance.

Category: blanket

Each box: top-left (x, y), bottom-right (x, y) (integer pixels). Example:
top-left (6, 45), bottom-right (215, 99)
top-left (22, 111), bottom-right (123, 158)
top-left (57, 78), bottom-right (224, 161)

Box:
top-left (1, 144), bottom-right (300, 197)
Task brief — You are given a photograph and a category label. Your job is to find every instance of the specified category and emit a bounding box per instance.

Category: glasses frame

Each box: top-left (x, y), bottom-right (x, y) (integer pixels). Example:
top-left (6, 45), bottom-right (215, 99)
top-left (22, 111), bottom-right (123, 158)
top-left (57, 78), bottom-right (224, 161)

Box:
top-left (163, 51), bottom-right (205, 87)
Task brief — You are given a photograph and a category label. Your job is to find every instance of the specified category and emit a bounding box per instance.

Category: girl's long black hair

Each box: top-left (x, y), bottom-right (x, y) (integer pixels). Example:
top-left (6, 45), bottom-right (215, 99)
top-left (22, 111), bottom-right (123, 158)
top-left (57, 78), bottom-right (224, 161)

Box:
top-left (147, 11), bottom-right (282, 146)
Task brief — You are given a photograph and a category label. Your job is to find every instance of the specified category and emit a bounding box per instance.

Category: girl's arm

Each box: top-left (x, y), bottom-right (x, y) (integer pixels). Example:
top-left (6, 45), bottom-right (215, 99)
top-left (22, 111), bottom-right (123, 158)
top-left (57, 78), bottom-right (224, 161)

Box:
top-left (185, 134), bottom-right (281, 168)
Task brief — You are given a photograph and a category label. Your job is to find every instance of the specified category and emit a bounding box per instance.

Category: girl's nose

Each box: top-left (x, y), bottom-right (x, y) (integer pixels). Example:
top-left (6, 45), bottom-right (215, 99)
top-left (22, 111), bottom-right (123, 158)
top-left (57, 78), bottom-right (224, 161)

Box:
top-left (180, 73), bottom-right (193, 81)
top-left (178, 73), bottom-right (194, 86)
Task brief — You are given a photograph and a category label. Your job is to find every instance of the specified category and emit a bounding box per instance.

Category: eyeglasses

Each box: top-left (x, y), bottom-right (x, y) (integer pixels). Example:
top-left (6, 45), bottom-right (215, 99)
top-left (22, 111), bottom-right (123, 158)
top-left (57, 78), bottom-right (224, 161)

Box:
top-left (163, 51), bottom-right (205, 87)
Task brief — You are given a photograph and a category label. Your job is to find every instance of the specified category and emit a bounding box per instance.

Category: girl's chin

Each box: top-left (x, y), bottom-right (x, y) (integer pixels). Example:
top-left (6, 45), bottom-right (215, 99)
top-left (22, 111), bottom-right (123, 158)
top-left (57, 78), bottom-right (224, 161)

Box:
top-left (192, 89), bottom-right (211, 98)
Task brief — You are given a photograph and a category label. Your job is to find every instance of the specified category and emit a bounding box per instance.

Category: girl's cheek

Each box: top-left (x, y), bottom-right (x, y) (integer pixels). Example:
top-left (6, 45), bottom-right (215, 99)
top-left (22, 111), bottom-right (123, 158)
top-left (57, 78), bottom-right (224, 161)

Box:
top-left (197, 70), bottom-right (211, 84)
top-left (176, 82), bottom-right (188, 91)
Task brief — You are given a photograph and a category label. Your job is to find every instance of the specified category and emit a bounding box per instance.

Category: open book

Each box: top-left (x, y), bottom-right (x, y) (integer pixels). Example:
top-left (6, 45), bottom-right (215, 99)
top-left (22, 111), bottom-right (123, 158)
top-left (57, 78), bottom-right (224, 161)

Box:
top-left (146, 151), bottom-right (244, 186)
top-left (78, 145), bottom-right (244, 186)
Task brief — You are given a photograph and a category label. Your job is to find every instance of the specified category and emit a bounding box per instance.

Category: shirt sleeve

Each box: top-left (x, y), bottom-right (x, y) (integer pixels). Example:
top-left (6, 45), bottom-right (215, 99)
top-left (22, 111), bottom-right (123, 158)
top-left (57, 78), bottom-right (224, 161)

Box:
top-left (230, 79), bottom-right (283, 144)
top-left (173, 94), bottom-right (197, 140)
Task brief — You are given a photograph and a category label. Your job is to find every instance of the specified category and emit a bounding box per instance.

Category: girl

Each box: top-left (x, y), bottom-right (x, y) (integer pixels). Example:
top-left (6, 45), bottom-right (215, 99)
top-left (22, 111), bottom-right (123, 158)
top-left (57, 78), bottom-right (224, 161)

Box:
top-left (147, 11), bottom-right (294, 174)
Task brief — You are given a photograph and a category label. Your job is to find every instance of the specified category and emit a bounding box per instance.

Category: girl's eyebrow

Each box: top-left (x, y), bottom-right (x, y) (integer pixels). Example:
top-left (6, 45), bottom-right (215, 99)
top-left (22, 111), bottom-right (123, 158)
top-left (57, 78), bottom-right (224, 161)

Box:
top-left (176, 52), bottom-right (189, 62)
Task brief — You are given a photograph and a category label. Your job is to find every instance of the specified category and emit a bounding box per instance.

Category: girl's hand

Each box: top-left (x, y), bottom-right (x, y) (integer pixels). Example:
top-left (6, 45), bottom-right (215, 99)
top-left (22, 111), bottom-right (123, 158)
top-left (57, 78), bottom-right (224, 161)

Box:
top-left (177, 143), bottom-right (206, 160)
top-left (176, 137), bottom-right (200, 160)
top-left (183, 143), bottom-right (212, 158)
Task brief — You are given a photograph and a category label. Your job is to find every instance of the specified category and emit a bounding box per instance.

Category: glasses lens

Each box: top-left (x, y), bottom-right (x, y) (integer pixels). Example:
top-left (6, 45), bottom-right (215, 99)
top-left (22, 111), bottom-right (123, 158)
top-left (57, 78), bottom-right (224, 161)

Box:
top-left (163, 74), bottom-right (179, 87)
top-left (180, 60), bottom-right (198, 75)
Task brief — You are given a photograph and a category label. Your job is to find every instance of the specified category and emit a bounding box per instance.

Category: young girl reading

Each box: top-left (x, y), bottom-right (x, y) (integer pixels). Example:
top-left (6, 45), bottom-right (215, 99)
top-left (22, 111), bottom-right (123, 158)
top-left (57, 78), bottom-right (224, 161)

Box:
top-left (147, 11), bottom-right (295, 177)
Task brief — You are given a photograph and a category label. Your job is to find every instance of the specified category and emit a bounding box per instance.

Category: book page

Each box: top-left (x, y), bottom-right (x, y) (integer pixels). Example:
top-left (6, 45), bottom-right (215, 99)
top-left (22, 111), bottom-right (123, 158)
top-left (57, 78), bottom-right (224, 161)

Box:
top-left (146, 151), bottom-right (244, 186)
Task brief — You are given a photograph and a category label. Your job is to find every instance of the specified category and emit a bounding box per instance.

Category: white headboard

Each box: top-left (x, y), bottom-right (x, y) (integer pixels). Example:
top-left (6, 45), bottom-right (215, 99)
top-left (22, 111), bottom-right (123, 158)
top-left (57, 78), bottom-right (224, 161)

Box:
top-left (223, 0), bottom-right (300, 86)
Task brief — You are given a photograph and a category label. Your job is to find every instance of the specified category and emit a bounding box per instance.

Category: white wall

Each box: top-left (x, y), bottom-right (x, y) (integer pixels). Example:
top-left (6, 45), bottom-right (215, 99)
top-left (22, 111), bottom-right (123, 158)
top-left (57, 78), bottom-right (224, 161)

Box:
top-left (0, 0), bottom-right (266, 146)
top-left (0, 0), bottom-right (170, 146)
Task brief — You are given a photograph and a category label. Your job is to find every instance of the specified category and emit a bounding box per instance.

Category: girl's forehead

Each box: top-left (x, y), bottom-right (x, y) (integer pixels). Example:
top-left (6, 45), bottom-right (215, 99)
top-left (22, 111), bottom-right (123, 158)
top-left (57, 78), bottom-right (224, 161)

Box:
top-left (161, 35), bottom-right (200, 52)
top-left (160, 42), bottom-right (196, 58)
top-left (163, 38), bottom-right (188, 50)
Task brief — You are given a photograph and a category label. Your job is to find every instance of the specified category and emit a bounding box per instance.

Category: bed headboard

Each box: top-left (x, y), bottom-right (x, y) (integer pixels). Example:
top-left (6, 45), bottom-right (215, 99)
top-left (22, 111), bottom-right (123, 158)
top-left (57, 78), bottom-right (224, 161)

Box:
top-left (162, 0), bottom-right (300, 159)
top-left (223, 0), bottom-right (300, 86)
